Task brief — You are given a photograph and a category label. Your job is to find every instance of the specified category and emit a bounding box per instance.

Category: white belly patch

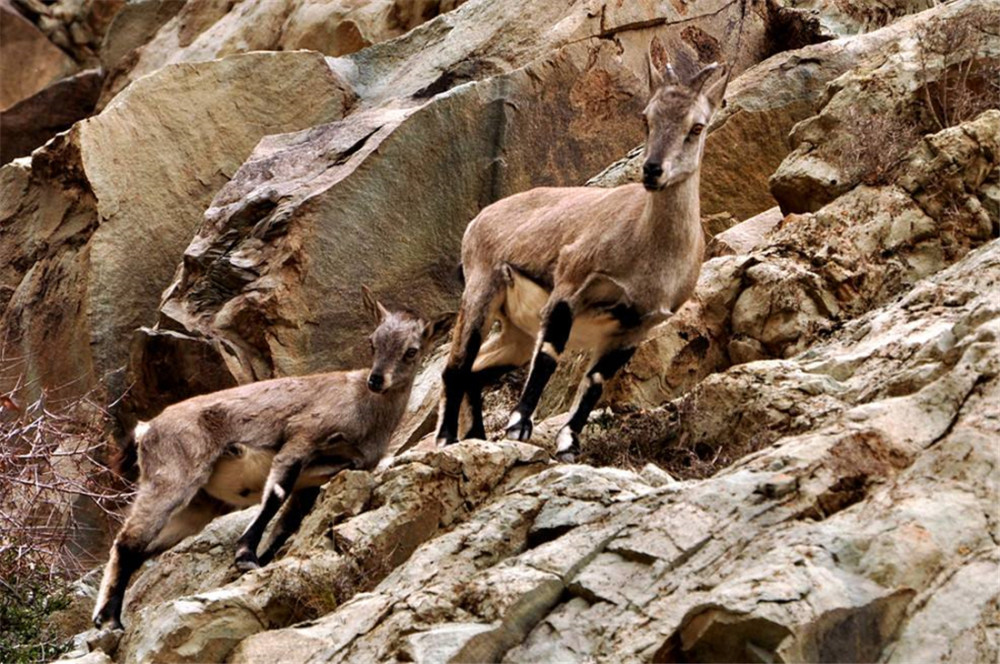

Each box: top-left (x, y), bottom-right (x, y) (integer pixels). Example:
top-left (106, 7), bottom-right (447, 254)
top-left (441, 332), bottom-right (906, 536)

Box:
top-left (204, 447), bottom-right (275, 507)
top-left (504, 269), bottom-right (623, 350)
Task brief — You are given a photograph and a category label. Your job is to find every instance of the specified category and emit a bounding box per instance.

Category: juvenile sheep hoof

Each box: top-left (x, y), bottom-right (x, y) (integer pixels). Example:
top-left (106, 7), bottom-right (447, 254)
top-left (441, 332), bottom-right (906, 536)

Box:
top-left (505, 412), bottom-right (533, 441)
top-left (92, 614), bottom-right (123, 632)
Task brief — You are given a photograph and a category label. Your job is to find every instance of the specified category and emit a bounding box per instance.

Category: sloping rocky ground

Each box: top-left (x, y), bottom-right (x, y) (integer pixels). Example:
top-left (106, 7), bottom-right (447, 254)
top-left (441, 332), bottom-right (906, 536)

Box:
top-left (0, 0), bottom-right (997, 662)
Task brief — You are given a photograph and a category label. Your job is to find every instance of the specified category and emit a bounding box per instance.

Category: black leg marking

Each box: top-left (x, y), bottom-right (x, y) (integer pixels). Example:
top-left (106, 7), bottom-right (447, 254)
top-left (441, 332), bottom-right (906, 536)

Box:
top-left (557, 347), bottom-right (636, 461)
top-left (507, 302), bottom-right (573, 441)
top-left (438, 328), bottom-right (482, 445)
top-left (609, 303), bottom-right (643, 330)
top-left (235, 460), bottom-right (302, 572)
top-left (95, 540), bottom-right (147, 629)
top-left (463, 364), bottom-right (519, 440)
top-left (258, 486), bottom-right (321, 566)
top-left (545, 301), bottom-right (573, 354)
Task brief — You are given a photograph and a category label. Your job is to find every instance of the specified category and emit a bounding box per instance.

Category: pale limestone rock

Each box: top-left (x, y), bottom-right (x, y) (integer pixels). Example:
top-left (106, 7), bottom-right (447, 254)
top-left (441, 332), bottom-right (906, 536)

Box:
top-left (0, 51), bottom-right (353, 407)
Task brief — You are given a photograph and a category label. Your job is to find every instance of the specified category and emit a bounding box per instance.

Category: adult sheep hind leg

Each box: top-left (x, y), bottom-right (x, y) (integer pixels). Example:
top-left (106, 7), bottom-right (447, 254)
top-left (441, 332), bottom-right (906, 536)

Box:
top-left (505, 297), bottom-right (575, 442)
top-left (463, 314), bottom-right (534, 439)
top-left (437, 274), bottom-right (502, 445)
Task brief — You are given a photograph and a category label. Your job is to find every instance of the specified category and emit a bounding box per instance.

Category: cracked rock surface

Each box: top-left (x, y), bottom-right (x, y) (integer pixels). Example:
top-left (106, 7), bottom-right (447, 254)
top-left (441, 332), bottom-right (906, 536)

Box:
top-left (65, 236), bottom-right (999, 662)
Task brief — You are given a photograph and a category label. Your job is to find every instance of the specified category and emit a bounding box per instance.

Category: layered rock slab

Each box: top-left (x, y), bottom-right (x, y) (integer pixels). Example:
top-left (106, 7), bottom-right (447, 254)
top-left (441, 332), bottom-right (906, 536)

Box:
top-left (97, 0), bottom-right (471, 106)
top-left (0, 69), bottom-right (104, 165)
top-left (0, 51), bottom-right (353, 402)
top-left (109, 442), bottom-right (549, 663)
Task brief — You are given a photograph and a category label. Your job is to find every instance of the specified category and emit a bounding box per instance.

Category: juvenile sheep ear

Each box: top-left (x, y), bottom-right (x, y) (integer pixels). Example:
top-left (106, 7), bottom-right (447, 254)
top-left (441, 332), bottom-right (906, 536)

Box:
top-left (361, 285), bottom-right (389, 325)
top-left (423, 312), bottom-right (454, 344)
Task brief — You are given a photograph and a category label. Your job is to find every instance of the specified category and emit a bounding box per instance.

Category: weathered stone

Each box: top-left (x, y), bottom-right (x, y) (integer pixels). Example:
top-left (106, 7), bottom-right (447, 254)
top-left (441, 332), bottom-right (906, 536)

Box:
top-left (99, 0), bottom-right (185, 71)
top-left (0, 50), bottom-right (353, 405)
top-left (706, 206), bottom-right (783, 258)
top-left (13, 0), bottom-right (126, 67)
top-left (770, 1), bottom-right (1000, 214)
top-left (775, 0), bottom-right (937, 37)
top-left (0, 69), bottom-right (103, 165)
top-left (52, 650), bottom-right (115, 664)
top-left (401, 622), bottom-right (494, 663)
top-left (0, 0), bottom-right (78, 109)
top-left (98, 0), bottom-right (470, 106)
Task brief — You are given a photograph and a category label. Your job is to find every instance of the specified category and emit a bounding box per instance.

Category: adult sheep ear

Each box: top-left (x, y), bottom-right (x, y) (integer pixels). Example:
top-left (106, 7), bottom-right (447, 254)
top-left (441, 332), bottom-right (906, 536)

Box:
top-left (688, 62), bottom-right (720, 94)
top-left (361, 285), bottom-right (389, 326)
top-left (423, 312), bottom-right (454, 345)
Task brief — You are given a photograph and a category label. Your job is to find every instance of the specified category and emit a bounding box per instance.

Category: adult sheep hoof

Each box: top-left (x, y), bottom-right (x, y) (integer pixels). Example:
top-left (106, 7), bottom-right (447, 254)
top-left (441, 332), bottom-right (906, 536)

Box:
top-left (235, 548), bottom-right (261, 572)
top-left (555, 426), bottom-right (580, 462)
top-left (505, 412), bottom-right (533, 441)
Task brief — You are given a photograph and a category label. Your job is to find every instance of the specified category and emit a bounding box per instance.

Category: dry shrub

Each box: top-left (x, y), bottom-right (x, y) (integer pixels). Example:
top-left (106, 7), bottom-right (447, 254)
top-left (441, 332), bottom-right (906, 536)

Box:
top-left (0, 364), bottom-right (132, 662)
top-left (833, 0), bottom-right (935, 31)
top-left (835, 108), bottom-right (919, 186)
top-left (916, 11), bottom-right (1000, 131)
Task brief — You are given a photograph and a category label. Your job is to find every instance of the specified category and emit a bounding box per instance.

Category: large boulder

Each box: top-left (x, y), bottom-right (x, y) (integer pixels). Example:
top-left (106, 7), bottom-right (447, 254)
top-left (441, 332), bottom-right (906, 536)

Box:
top-left (126, 0), bottom-right (776, 420)
top-left (0, 51), bottom-right (354, 403)
top-left (97, 0), bottom-right (471, 106)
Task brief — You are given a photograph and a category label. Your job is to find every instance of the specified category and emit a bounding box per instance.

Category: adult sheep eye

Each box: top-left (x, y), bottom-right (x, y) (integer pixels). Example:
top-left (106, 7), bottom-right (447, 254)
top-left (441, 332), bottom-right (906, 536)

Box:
top-left (404, 348), bottom-right (418, 360)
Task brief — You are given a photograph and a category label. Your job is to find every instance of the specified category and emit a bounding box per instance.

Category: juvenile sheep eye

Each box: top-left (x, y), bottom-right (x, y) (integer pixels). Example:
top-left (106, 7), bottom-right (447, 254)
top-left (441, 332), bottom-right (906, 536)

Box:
top-left (404, 348), bottom-right (418, 360)
top-left (690, 123), bottom-right (705, 136)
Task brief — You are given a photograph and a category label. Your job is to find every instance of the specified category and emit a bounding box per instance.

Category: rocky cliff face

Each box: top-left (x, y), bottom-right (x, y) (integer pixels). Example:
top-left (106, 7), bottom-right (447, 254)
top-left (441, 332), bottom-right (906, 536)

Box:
top-left (1, 0), bottom-right (997, 662)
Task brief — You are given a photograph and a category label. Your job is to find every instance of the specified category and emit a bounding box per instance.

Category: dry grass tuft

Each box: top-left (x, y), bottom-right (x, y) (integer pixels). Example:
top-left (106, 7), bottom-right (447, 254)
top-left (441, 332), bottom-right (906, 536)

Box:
top-left (579, 402), bottom-right (772, 481)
